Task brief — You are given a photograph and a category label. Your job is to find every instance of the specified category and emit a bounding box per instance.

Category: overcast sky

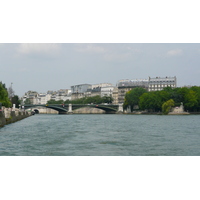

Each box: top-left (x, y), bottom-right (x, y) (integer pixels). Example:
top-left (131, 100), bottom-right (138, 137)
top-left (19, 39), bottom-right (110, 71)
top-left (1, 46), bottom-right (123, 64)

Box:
top-left (1, 43), bottom-right (200, 97)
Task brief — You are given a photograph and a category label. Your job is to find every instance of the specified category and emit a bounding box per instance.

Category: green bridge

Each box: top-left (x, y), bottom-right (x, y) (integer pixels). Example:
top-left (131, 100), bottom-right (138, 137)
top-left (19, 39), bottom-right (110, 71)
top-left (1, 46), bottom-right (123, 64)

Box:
top-left (24, 104), bottom-right (123, 114)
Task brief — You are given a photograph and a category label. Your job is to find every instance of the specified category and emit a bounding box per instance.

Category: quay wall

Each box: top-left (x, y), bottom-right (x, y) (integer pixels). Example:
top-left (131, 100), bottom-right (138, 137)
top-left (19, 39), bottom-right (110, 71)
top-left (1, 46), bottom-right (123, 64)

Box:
top-left (73, 107), bottom-right (105, 114)
top-left (0, 108), bottom-right (31, 128)
top-left (32, 107), bottom-right (58, 114)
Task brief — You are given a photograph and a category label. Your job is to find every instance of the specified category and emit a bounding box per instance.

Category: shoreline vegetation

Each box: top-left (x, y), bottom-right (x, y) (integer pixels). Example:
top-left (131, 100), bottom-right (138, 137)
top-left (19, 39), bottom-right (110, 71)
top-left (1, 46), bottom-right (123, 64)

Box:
top-left (0, 81), bottom-right (30, 127)
top-left (123, 86), bottom-right (200, 115)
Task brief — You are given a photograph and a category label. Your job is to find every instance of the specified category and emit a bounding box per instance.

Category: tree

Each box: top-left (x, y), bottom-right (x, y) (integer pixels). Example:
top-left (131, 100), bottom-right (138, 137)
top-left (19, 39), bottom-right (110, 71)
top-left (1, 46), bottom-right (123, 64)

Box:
top-left (47, 99), bottom-right (64, 104)
top-left (190, 86), bottom-right (200, 111)
top-left (11, 95), bottom-right (21, 108)
top-left (102, 95), bottom-right (113, 104)
top-left (7, 83), bottom-right (15, 100)
top-left (0, 82), bottom-right (12, 107)
top-left (139, 92), bottom-right (159, 112)
top-left (184, 90), bottom-right (198, 111)
top-left (24, 98), bottom-right (31, 105)
top-left (124, 87), bottom-right (147, 111)
top-left (162, 99), bottom-right (175, 115)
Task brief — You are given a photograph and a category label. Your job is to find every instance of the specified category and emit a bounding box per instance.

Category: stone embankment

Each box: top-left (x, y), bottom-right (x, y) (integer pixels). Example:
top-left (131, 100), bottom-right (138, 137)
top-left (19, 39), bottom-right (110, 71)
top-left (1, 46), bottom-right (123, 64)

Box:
top-left (73, 107), bottom-right (105, 114)
top-left (0, 107), bottom-right (31, 128)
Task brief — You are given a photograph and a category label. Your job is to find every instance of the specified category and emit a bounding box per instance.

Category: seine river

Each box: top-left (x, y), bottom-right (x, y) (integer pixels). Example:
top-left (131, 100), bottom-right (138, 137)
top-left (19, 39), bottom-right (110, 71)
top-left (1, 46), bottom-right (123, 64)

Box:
top-left (1, 114), bottom-right (200, 156)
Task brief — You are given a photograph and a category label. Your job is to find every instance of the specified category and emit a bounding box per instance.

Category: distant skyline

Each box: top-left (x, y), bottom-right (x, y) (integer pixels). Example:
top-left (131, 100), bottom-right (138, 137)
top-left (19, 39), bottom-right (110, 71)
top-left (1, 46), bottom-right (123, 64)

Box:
top-left (1, 43), bottom-right (200, 97)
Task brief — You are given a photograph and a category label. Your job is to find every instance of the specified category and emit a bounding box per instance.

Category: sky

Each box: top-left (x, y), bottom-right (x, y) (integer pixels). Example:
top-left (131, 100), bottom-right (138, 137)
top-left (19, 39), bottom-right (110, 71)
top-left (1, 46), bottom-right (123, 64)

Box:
top-left (1, 43), bottom-right (200, 97)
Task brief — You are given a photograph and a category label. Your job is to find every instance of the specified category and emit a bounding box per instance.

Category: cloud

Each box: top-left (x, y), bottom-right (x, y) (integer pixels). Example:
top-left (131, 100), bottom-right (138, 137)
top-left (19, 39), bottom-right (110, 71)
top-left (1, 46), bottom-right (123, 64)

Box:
top-left (74, 44), bottom-right (107, 54)
top-left (17, 43), bottom-right (61, 55)
top-left (103, 52), bottom-right (132, 62)
top-left (74, 44), bottom-right (141, 62)
top-left (167, 49), bottom-right (183, 56)
top-left (103, 45), bottom-right (141, 62)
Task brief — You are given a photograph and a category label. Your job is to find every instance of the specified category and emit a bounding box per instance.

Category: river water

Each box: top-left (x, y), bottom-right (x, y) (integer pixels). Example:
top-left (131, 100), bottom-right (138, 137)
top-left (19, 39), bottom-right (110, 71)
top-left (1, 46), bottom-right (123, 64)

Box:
top-left (0, 114), bottom-right (200, 156)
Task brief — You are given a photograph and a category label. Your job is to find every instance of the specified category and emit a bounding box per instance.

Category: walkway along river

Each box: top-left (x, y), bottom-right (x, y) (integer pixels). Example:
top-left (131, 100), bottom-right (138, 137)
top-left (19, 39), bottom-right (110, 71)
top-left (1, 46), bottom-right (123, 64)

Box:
top-left (0, 108), bottom-right (31, 127)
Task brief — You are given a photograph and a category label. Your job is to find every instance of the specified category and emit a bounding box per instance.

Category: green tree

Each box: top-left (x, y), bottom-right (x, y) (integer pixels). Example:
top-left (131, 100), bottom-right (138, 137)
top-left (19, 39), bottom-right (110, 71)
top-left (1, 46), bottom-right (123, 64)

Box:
top-left (124, 87), bottom-right (147, 111)
top-left (0, 82), bottom-right (12, 107)
top-left (162, 99), bottom-right (175, 115)
top-left (184, 90), bottom-right (198, 111)
top-left (177, 87), bottom-right (190, 105)
top-left (47, 99), bottom-right (64, 104)
top-left (24, 98), bottom-right (31, 104)
top-left (190, 86), bottom-right (200, 111)
top-left (102, 95), bottom-right (113, 104)
top-left (11, 95), bottom-right (21, 108)
top-left (139, 92), bottom-right (159, 112)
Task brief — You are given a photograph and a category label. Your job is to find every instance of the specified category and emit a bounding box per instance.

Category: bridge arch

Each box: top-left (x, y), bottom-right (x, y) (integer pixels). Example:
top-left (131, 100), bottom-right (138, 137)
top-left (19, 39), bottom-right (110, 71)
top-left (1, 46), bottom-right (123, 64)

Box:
top-left (72, 104), bottom-right (118, 113)
top-left (24, 104), bottom-right (68, 114)
top-left (24, 104), bottom-right (121, 114)
top-left (34, 109), bottom-right (39, 114)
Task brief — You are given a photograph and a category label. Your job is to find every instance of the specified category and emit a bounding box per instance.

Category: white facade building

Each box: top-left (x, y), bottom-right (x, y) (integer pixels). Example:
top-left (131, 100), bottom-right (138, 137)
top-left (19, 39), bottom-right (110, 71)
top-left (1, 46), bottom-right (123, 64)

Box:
top-left (92, 83), bottom-right (113, 89)
top-left (37, 93), bottom-right (48, 104)
top-left (101, 86), bottom-right (114, 97)
top-left (148, 76), bottom-right (177, 91)
top-left (71, 84), bottom-right (92, 93)
top-left (22, 89), bottom-right (72, 105)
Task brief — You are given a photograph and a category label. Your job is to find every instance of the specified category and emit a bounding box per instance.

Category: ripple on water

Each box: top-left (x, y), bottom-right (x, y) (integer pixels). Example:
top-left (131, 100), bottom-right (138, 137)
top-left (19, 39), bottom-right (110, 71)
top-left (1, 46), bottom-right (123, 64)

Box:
top-left (1, 114), bottom-right (200, 155)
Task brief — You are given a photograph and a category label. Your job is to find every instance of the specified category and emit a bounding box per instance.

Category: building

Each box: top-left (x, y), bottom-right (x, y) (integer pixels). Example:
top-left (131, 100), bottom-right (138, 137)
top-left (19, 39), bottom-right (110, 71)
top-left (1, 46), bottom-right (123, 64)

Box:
top-left (101, 86), bottom-right (114, 97)
top-left (116, 77), bottom-right (177, 104)
top-left (22, 91), bottom-right (39, 104)
top-left (91, 83), bottom-right (113, 89)
top-left (90, 87), bottom-right (101, 97)
top-left (112, 87), bottom-right (118, 104)
top-left (148, 76), bottom-right (177, 91)
top-left (22, 89), bottom-right (72, 105)
top-left (55, 89), bottom-right (71, 101)
top-left (37, 93), bottom-right (51, 104)
top-left (117, 79), bottom-right (149, 103)
top-left (71, 84), bottom-right (92, 94)
top-left (71, 83), bottom-right (114, 100)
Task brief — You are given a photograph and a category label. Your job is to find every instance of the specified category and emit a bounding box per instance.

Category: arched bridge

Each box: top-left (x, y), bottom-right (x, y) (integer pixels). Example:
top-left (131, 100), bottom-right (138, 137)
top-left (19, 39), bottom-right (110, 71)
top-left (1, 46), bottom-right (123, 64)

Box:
top-left (24, 104), bottom-right (123, 114)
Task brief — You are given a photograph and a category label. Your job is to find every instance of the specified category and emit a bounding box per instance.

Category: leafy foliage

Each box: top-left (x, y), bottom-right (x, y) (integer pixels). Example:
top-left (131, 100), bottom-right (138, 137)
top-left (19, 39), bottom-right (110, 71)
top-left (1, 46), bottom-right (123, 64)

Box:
top-left (11, 95), bottom-right (21, 108)
top-left (24, 98), bottom-right (32, 105)
top-left (124, 86), bottom-right (200, 112)
top-left (162, 99), bottom-right (175, 115)
top-left (124, 87), bottom-right (147, 111)
top-left (0, 82), bottom-right (12, 107)
top-left (47, 99), bottom-right (64, 104)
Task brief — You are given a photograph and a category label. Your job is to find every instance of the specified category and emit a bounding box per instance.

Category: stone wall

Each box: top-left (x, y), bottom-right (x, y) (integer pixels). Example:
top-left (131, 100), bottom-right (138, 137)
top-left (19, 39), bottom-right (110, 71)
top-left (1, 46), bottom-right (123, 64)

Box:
top-left (0, 108), bottom-right (31, 128)
top-left (0, 112), bottom-right (6, 127)
top-left (32, 107), bottom-right (58, 114)
top-left (73, 107), bottom-right (105, 114)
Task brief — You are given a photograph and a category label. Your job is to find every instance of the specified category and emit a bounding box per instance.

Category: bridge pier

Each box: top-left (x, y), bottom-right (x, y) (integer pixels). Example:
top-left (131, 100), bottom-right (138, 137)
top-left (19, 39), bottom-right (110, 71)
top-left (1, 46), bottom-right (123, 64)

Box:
top-left (117, 103), bottom-right (124, 114)
top-left (67, 104), bottom-right (73, 114)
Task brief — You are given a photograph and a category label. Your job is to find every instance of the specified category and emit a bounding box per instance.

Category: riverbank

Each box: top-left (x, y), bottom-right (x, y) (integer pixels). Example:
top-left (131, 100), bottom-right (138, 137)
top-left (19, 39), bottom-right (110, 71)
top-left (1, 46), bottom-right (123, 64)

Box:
top-left (0, 108), bottom-right (32, 128)
top-left (124, 111), bottom-right (191, 115)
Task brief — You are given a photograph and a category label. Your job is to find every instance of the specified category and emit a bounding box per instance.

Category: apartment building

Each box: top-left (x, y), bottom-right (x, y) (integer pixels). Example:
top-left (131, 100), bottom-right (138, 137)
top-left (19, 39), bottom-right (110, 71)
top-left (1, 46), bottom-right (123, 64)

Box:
top-left (148, 76), bottom-right (177, 91)
top-left (71, 84), bottom-right (92, 94)
top-left (117, 79), bottom-right (149, 103)
top-left (112, 87), bottom-right (118, 104)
